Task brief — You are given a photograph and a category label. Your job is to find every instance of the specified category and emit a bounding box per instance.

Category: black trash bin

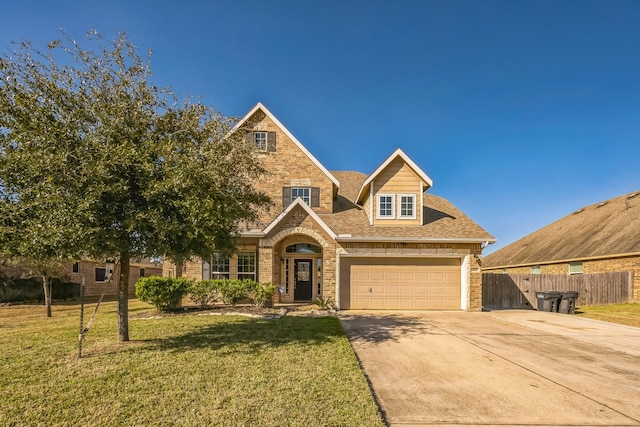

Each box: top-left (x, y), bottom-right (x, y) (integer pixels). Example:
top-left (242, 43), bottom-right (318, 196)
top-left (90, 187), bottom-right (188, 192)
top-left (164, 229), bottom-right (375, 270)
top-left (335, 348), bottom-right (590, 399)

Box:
top-left (558, 291), bottom-right (579, 314)
top-left (536, 291), bottom-right (561, 312)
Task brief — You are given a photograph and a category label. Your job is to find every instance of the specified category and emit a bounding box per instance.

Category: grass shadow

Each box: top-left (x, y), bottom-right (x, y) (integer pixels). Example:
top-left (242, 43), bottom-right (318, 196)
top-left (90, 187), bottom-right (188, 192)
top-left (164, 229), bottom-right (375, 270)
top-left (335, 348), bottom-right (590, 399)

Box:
top-left (135, 316), bottom-right (345, 355)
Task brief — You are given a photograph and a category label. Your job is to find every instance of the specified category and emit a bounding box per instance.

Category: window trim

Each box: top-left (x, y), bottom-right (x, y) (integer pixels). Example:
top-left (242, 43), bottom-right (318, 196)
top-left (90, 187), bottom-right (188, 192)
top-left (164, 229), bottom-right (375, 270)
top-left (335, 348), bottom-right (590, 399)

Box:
top-left (569, 261), bottom-right (583, 275)
top-left (253, 131), bottom-right (267, 151)
top-left (211, 252), bottom-right (230, 280)
top-left (376, 194), bottom-right (395, 219)
top-left (398, 194), bottom-right (416, 219)
top-left (237, 251), bottom-right (256, 281)
top-left (291, 187), bottom-right (311, 205)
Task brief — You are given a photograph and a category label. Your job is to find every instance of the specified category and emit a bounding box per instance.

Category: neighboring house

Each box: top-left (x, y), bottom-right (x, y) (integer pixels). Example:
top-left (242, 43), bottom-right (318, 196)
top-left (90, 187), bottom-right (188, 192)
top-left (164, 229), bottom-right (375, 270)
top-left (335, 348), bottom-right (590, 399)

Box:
top-left (483, 190), bottom-right (640, 301)
top-left (165, 102), bottom-right (494, 311)
top-left (1, 259), bottom-right (162, 297)
top-left (66, 259), bottom-right (163, 297)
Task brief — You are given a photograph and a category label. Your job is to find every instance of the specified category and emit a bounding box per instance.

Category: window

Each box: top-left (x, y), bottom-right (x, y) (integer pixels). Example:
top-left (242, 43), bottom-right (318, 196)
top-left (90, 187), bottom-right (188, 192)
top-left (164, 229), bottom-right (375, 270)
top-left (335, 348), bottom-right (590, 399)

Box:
top-left (291, 187), bottom-right (310, 205)
top-left (399, 194), bottom-right (416, 219)
top-left (317, 259), bottom-right (322, 296)
top-left (285, 258), bottom-right (290, 295)
top-left (211, 252), bottom-right (230, 279)
top-left (140, 268), bottom-right (145, 278)
top-left (95, 267), bottom-right (106, 282)
top-left (254, 132), bottom-right (267, 151)
top-left (569, 262), bottom-right (583, 275)
top-left (248, 131), bottom-right (276, 152)
top-left (282, 187), bottom-right (319, 207)
top-left (285, 244), bottom-right (322, 254)
top-left (531, 265), bottom-right (541, 274)
top-left (377, 194), bottom-right (395, 218)
top-left (237, 251), bottom-right (256, 280)
top-left (72, 262), bottom-right (79, 274)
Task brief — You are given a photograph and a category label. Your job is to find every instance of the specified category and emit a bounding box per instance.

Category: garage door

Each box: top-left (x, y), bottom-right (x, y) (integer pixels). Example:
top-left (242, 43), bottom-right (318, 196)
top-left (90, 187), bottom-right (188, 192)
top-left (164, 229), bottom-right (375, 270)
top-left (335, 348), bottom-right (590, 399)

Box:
top-left (341, 258), bottom-right (461, 310)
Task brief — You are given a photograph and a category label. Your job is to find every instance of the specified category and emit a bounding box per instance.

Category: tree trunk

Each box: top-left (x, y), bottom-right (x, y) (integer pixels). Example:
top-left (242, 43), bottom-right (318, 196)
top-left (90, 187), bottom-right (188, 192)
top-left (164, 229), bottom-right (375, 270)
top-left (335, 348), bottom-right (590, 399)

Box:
top-left (117, 253), bottom-right (130, 342)
top-left (175, 260), bottom-right (183, 277)
top-left (42, 275), bottom-right (52, 318)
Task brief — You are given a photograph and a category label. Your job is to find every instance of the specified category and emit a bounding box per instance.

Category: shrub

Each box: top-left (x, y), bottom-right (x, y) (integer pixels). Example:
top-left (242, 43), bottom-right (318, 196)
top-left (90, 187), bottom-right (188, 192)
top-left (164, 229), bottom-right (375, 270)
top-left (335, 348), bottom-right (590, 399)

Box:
top-left (216, 279), bottom-right (249, 306)
top-left (189, 279), bottom-right (220, 308)
top-left (312, 296), bottom-right (334, 310)
top-left (247, 281), bottom-right (276, 307)
top-left (135, 276), bottom-right (192, 311)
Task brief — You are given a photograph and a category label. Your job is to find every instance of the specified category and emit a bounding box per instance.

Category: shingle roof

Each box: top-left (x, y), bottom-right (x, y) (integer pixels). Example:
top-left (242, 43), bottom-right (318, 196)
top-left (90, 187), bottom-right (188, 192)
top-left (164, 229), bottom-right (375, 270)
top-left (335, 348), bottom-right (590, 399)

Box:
top-left (323, 171), bottom-right (495, 241)
top-left (484, 190), bottom-right (640, 268)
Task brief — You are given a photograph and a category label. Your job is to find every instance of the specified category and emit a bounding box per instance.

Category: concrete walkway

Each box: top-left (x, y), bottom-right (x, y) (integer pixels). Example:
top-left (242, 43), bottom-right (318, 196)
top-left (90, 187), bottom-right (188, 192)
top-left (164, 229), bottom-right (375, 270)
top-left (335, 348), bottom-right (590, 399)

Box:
top-left (339, 310), bottom-right (640, 426)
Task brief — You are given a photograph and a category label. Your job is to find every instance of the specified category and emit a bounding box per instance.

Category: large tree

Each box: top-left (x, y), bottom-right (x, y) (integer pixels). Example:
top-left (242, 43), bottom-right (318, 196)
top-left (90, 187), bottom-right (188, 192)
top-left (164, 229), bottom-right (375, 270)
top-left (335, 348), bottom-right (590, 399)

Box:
top-left (0, 31), bottom-right (271, 340)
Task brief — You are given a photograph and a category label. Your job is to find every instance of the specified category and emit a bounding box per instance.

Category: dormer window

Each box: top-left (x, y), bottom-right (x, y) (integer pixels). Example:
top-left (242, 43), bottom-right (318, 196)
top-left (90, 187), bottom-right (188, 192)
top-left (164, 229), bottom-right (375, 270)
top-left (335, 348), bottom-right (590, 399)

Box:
top-left (377, 194), bottom-right (395, 218)
top-left (399, 194), bottom-right (416, 219)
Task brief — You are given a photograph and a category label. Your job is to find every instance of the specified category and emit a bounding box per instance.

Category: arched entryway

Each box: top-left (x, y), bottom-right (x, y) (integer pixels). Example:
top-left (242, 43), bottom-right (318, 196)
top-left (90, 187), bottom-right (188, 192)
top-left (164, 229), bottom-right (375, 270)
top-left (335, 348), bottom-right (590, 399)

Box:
top-left (279, 241), bottom-right (323, 302)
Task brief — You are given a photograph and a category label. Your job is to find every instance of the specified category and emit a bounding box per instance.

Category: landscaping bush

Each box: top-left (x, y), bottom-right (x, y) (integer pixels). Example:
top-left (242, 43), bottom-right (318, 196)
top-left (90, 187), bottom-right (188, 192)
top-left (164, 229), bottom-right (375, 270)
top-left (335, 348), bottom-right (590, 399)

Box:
top-left (0, 276), bottom-right (79, 303)
top-left (312, 296), bottom-right (334, 310)
top-left (247, 281), bottom-right (276, 307)
top-left (216, 279), bottom-right (249, 306)
top-left (189, 279), bottom-right (220, 308)
top-left (135, 276), bottom-right (192, 311)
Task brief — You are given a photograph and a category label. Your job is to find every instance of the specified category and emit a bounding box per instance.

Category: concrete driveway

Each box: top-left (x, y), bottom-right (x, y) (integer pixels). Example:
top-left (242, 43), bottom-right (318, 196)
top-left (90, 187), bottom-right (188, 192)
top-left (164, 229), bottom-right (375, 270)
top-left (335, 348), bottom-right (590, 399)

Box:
top-left (339, 310), bottom-right (640, 426)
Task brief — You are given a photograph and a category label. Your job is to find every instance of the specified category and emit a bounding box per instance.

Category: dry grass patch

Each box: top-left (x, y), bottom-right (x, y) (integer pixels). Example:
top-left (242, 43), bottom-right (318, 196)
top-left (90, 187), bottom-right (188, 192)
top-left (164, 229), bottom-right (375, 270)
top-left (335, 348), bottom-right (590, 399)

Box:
top-left (576, 303), bottom-right (640, 328)
top-left (0, 300), bottom-right (384, 426)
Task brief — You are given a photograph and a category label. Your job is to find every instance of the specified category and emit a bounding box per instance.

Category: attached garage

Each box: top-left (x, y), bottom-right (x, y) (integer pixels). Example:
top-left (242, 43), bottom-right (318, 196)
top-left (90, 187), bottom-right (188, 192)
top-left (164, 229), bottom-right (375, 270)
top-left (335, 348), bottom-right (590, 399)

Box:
top-left (339, 257), bottom-right (463, 310)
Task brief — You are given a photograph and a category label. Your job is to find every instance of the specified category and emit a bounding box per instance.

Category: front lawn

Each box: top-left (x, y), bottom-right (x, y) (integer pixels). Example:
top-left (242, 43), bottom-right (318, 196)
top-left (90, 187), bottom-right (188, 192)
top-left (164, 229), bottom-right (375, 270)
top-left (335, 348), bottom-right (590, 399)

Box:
top-left (0, 300), bottom-right (384, 426)
top-left (576, 303), bottom-right (640, 328)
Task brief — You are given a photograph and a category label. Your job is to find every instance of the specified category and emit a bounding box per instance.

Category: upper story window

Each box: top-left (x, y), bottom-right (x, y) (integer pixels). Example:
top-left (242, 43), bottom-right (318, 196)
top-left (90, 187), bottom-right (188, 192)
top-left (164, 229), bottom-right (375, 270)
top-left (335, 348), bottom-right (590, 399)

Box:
top-left (377, 194), bottom-right (395, 219)
top-left (291, 187), bottom-right (310, 205)
top-left (95, 267), bottom-right (107, 282)
top-left (139, 268), bottom-right (146, 278)
top-left (569, 262), bottom-right (583, 275)
top-left (531, 265), bottom-right (541, 274)
top-left (282, 187), bottom-right (320, 208)
top-left (72, 262), bottom-right (79, 274)
top-left (399, 194), bottom-right (416, 219)
top-left (254, 132), bottom-right (267, 151)
top-left (247, 131), bottom-right (276, 152)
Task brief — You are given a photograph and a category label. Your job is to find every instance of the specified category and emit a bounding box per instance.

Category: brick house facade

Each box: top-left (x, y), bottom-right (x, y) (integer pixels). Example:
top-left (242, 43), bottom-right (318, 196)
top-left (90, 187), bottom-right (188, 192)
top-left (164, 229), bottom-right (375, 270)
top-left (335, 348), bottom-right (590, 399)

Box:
top-left (165, 102), bottom-right (494, 311)
top-left (483, 191), bottom-right (640, 302)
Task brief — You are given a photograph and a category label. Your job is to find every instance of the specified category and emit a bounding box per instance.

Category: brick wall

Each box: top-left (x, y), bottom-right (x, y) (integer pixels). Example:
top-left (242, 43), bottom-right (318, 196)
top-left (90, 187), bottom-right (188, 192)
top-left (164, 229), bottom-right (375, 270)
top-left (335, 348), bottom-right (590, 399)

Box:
top-left (245, 110), bottom-right (335, 221)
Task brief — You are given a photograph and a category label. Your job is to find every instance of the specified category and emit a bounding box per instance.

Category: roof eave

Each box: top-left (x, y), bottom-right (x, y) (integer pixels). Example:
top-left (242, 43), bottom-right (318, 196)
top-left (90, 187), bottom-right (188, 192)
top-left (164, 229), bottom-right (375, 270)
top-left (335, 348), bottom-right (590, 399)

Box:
top-left (335, 236), bottom-right (496, 244)
top-left (483, 251), bottom-right (640, 270)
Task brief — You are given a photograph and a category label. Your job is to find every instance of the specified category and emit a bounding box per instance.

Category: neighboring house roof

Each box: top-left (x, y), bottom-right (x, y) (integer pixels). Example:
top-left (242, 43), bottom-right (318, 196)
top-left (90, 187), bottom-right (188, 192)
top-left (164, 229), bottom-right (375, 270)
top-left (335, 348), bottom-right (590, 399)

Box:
top-left (484, 190), bottom-right (640, 268)
top-left (231, 102), bottom-right (340, 188)
top-left (355, 148), bottom-right (433, 204)
top-left (326, 171), bottom-right (495, 242)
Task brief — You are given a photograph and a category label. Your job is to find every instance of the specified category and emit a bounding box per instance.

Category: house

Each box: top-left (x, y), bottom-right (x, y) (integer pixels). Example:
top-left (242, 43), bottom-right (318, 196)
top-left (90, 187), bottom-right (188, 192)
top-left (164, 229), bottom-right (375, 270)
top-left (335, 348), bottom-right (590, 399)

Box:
top-left (66, 259), bottom-right (163, 297)
top-left (0, 259), bottom-right (162, 298)
top-left (483, 190), bottom-right (640, 301)
top-left (165, 102), bottom-right (494, 311)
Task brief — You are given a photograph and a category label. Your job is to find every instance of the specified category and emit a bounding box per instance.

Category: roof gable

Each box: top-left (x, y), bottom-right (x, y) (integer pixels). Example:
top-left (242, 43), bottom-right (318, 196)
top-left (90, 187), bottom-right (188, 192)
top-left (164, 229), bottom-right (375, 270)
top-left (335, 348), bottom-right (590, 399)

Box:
top-left (262, 197), bottom-right (337, 239)
top-left (355, 148), bottom-right (433, 204)
top-left (232, 102), bottom-right (340, 188)
top-left (484, 190), bottom-right (640, 268)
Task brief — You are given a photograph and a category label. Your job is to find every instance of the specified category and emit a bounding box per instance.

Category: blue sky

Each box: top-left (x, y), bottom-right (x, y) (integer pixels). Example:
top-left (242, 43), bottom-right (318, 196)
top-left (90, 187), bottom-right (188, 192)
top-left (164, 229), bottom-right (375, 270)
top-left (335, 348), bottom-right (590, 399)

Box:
top-left (2, 0), bottom-right (639, 253)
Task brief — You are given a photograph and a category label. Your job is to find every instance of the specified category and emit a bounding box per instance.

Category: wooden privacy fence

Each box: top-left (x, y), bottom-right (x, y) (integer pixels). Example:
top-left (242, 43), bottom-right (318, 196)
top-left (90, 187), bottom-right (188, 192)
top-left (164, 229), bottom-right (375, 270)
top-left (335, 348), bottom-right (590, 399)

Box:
top-left (482, 271), bottom-right (634, 309)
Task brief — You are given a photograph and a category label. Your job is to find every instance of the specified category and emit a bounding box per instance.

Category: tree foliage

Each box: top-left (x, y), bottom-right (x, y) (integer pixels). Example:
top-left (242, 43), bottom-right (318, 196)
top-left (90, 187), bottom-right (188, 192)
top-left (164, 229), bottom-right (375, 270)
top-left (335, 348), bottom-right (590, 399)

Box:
top-left (0, 30), bottom-right (271, 340)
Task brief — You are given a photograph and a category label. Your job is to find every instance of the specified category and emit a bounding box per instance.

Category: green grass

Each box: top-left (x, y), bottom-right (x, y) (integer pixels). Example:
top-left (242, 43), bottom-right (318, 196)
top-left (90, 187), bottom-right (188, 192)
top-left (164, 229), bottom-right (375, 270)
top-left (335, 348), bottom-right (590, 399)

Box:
top-left (576, 303), bottom-right (640, 328)
top-left (0, 300), bottom-right (384, 426)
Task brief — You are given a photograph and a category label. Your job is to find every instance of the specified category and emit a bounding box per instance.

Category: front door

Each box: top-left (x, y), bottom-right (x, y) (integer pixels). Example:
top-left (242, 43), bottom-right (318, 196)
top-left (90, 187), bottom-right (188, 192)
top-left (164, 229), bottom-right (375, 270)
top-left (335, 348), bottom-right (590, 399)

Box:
top-left (294, 259), bottom-right (313, 300)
